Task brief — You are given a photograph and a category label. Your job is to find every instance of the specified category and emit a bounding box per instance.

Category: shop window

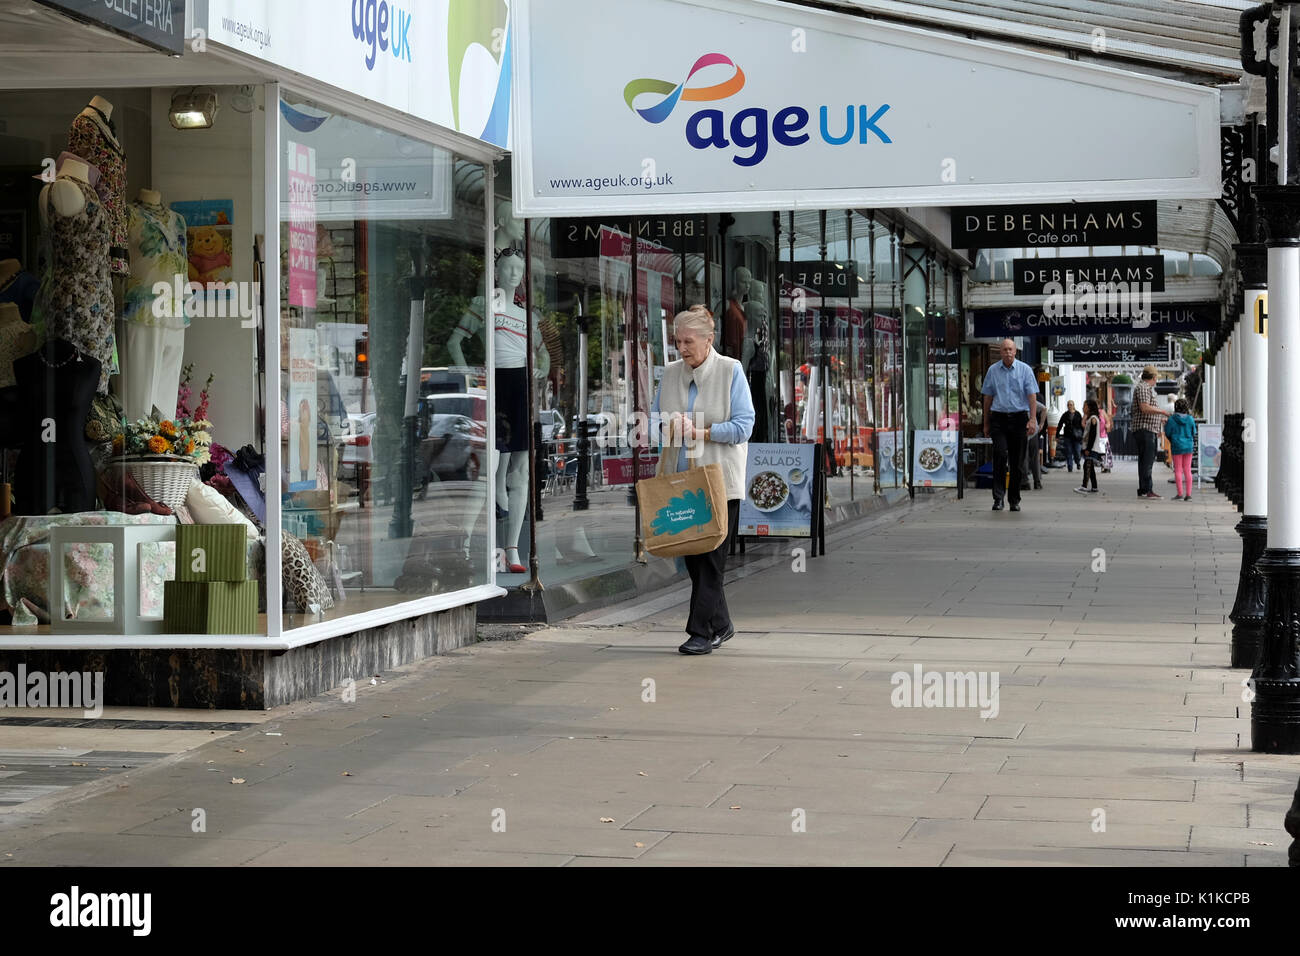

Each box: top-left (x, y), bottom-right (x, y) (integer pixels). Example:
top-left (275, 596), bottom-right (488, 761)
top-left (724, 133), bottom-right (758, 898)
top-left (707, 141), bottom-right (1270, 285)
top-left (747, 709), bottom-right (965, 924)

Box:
top-left (0, 86), bottom-right (270, 638)
top-left (277, 93), bottom-right (490, 630)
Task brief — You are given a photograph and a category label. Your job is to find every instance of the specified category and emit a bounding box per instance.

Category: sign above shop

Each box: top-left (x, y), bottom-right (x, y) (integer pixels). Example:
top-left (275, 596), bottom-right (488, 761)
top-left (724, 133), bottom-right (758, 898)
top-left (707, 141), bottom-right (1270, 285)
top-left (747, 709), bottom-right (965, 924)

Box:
top-left (276, 101), bottom-right (452, 222)
top-left (955, 202), bottom-right (1158, 249)
top-left (550, 216), bottom-right (707, 258)
top-left (1069, 358), bottom-right (1180, 372)
top-left (511, 0), bottom-right (1218, 216)
top-left (201, 0), bottom-right (512, 147)
top-left (1049, 332), bottom-right (1161, 351)
top-left (971, 302), bottom-right (1217, 338)
top-left (38, 0), bottom-right (185, 54)
top-left (1012, 255), bottom-right (1165, 295)
top-left (1050, 344), bottom-right (1173, 364)
top-left (777, 262), bottom-right (859, 298)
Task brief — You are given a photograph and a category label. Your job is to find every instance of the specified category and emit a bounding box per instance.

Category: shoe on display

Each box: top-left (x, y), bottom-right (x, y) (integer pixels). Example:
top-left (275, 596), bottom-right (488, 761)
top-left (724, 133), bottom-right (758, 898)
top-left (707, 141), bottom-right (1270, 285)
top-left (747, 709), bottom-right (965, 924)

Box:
top-left (678, 634), bottom-right (713, 655)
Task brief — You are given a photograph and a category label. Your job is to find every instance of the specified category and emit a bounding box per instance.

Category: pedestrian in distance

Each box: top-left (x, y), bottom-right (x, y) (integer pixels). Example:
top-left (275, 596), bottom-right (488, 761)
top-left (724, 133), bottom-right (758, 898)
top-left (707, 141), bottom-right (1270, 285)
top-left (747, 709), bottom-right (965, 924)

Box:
top-left (1057, 400), bottom-right (1084, 472)
top-left (651, 304), bottom-right (755, 655)
top-left (1073, 398), bottom-right (1103, 495)
top-left (1098, 405), bottom-right (1113, 473)
top-left (1023, 396), bottom-right (1047, 490)
top-left (1132, 365), bottom-right (1171, 498)
top-left (1164, 398), bottom-right (1198, 501)
top-left (981, 338), bottom-right (1038, 513)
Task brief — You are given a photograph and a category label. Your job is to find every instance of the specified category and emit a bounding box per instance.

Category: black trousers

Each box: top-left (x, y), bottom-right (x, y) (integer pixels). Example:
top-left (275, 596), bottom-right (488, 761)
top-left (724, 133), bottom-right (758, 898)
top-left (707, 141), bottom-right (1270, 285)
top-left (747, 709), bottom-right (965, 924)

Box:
top-left (1135, 429), bottom-right (1157, 496)
top-left (989, 410), bottom-right (1028, 505)
top-left (1082, 453), bottom-right (1098, 490)
top-left (684, 498), bottom-right (741, 639)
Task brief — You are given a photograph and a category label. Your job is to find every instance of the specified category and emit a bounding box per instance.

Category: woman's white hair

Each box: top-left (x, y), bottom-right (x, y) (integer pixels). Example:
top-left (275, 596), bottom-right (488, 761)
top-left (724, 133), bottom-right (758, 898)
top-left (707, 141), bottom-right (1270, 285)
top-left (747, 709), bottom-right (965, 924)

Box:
top-left (672, 304), bottom-right (715, 337)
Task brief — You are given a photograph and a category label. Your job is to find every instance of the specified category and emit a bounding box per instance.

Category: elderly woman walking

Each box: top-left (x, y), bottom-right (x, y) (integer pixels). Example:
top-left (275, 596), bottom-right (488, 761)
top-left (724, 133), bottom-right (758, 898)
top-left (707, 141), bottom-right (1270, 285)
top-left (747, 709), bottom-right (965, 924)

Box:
top-left (651, 304), bottom-right (755, 655)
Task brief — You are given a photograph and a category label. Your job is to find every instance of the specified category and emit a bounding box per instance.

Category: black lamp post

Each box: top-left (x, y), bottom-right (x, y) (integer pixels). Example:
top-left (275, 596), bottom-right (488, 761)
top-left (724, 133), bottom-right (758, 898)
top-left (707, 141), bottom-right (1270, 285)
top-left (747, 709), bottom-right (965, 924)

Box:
top-left (574, 314), bottom-right (591, 512)
top-left (1250, 0), bottom-right (1300, 755)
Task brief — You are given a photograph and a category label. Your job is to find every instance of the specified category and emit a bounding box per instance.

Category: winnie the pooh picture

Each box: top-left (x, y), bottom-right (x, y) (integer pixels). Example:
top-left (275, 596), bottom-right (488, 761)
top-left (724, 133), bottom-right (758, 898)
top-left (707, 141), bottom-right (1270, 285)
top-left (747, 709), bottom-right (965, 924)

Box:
top-left (187, 224), bottom-right (232, 284)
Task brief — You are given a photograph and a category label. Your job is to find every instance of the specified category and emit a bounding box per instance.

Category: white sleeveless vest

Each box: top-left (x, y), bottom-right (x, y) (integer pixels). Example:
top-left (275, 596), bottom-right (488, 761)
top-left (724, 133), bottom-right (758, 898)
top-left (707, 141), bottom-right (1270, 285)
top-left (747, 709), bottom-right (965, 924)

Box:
top-left (659, 348), bottom-right (747, 499)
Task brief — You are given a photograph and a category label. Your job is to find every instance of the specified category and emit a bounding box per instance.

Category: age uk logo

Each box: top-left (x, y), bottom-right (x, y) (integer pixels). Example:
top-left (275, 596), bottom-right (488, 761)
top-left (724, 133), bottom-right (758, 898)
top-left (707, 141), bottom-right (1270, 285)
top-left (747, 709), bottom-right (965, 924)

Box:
top-left (623, 53), bottom-right (892, 167)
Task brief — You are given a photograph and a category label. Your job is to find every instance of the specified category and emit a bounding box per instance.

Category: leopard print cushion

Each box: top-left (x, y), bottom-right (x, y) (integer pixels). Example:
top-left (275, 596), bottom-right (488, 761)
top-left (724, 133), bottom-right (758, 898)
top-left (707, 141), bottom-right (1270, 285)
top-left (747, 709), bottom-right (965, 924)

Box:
top-left (281, 530), bottom-right (334, 612)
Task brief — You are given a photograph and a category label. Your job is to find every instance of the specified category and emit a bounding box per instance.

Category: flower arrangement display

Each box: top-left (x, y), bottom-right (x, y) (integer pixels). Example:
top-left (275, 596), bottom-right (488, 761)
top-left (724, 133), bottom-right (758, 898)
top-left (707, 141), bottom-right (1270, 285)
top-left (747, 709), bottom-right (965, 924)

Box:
top-left (111, 367), bottom-right (216, 464)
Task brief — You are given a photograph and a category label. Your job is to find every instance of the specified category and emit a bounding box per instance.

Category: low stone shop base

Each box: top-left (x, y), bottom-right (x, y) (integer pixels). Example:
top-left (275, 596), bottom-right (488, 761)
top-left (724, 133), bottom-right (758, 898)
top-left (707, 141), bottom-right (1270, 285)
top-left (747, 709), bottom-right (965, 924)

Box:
top-left (0, 604), bottom-right (477, 709)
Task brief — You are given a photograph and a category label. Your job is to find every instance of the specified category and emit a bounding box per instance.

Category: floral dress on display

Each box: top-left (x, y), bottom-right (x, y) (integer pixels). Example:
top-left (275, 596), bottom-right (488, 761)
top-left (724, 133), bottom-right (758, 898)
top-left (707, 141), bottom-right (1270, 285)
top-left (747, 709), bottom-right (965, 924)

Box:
top-left (67, 110), bottom-right (128, 276)
top-left (34, 177), bottom-right (116, 393)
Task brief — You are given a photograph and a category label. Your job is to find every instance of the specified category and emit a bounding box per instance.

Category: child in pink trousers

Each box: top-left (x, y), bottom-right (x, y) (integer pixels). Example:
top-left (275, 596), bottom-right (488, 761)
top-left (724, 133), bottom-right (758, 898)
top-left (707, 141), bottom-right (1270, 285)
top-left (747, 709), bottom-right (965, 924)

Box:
top-left (1163, 399), bottom-right (1198, 501)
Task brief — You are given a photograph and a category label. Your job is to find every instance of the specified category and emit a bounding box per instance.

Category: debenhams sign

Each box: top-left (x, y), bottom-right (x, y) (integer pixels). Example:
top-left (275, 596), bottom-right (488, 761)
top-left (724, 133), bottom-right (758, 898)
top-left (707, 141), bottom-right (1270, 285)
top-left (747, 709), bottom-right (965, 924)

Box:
top-left (1013, 255), bottom-right (1165, 295)
top-left (953, 202), bottom-right (1157, 249)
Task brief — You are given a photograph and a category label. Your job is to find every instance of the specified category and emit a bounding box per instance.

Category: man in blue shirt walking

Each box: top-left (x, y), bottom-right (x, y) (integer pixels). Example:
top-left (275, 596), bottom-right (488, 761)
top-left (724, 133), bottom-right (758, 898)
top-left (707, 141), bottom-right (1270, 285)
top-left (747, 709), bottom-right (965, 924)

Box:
top-left (981, 338), bottom-right (1039, 512)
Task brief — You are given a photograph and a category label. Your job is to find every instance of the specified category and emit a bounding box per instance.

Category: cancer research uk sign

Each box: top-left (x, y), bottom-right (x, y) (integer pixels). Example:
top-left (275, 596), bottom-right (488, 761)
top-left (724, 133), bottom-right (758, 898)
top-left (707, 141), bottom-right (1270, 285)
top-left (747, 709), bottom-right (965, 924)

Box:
top-left (511, 0), bottom-right (1219, 216)
top-left (739, 443), bottom-right (815, 537)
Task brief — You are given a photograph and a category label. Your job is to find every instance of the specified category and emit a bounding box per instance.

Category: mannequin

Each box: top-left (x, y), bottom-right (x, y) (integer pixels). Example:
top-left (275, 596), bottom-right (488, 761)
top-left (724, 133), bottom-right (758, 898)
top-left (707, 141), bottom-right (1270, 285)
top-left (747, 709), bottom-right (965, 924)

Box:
top-left (0, 302), bottom-right (36, 390)
top-left (122, 187), bottom-right (188, 419)
top-left (36, 156), bottom-right (116, 394)
top-left (0, 259), bottom-right (39, 322)
top-left (719, 265), bottom-right (751, 360)
top-left (68, 96), bottom-right (128, 276)
top-left (12, 339), bottom-right (100, 515)
top-left (493, 198), bottom-right (526, 256)
top-left (447, 249), bottom-right (549, 573)
top-left (743, 278), bottom-right (770, 440)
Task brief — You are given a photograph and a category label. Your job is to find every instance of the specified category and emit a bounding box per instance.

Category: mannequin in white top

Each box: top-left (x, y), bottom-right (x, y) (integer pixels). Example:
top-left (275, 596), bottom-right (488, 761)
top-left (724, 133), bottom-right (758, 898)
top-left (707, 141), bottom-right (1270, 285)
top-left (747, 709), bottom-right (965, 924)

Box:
top-left (493, 198), bottom-right (525, 255)
top-left (447, 251), bottom-right (549, 573)
top-left (122, 187), bottom-right (189, 419)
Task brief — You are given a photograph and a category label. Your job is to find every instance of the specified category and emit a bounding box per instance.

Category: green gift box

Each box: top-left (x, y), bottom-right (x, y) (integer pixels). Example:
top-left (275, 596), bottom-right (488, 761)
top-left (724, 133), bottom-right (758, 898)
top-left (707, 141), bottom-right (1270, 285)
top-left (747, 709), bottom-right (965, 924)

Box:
top-left (164, 580), bottom-right (258, 634)
top-left (176, 524), bottom-right (248, 582)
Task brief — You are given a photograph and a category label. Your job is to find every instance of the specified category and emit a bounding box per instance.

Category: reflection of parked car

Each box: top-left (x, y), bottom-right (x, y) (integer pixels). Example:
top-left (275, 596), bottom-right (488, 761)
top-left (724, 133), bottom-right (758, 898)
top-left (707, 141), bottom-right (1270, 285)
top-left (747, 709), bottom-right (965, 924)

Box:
top-left (540, 408), bottom-right (566, 442)
top-left (572, 411), bottom-right (619, 446)
top-left (339, 412), bottom-right (376, 478)
top-left (418, 392), bottom-right (487, 486)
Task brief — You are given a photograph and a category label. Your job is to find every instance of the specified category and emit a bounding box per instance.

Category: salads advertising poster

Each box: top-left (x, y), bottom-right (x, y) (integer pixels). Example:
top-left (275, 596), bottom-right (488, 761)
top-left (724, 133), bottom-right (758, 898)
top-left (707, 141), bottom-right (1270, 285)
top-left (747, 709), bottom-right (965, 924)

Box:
top-left (877, 430), bottom-right (903, 486)
top-left (1199, 424), bottom-right (1222, 479)
top-left (912, 430), bottom-right (959, 488)
top-left (740, 444), bottom-right (816, 537)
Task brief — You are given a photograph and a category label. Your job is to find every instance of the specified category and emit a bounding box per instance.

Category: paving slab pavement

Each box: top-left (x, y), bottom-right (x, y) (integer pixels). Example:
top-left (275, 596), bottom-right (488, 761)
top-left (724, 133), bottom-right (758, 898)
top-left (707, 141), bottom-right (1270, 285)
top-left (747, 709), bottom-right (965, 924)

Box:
top-left (0, 460), bottom-right (1296, 866)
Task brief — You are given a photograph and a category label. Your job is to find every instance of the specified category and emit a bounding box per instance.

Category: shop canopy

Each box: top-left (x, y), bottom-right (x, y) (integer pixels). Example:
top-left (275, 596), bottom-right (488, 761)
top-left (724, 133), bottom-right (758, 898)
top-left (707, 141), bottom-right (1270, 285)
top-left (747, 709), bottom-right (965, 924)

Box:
top-left (511, 0), bottom-right (1222, 217)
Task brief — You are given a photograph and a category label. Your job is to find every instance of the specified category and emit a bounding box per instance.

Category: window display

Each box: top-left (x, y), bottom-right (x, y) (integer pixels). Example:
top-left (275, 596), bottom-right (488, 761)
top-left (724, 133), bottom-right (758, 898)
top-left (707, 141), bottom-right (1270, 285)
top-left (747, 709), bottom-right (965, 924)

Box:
top-left (0, 85), bottom-right (268, 636)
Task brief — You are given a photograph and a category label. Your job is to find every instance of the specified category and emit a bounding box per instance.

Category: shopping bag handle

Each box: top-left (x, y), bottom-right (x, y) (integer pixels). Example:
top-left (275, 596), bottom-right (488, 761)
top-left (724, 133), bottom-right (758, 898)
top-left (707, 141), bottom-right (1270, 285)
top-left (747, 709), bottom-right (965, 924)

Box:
top-left (657, 415), bottom-right (677, 478)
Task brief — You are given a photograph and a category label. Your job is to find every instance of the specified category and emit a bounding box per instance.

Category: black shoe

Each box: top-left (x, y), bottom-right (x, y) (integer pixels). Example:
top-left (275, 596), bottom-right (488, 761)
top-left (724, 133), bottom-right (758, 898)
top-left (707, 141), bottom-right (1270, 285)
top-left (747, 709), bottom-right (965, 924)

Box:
top-left (992, 500), bottom-right (1004, 511)
top-left (710, 625), bottom-right (735, 650)
top-left (1034, 483), bottom-right (1042, 490)
top-left (678, 634), bottom-right (713, 655)
top-left (1009, 502), bottom-right (1021, 512)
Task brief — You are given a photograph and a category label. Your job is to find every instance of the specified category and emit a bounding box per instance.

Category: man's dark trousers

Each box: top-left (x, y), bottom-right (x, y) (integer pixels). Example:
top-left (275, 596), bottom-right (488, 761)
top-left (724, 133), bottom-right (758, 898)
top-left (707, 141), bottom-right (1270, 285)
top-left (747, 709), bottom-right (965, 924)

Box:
top-left (990, 410), bottom-right (1029, 506)
top-left (1135, 429), bottom-right (1157, 496)
top-left (684, 498), bottom-right (741, 638)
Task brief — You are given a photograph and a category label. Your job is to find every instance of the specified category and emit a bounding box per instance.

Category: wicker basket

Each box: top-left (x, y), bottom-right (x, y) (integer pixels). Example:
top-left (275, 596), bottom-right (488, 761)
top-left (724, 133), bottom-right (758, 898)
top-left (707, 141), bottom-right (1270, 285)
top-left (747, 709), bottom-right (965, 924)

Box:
top-left (114, 456), bottom-right (199, 512)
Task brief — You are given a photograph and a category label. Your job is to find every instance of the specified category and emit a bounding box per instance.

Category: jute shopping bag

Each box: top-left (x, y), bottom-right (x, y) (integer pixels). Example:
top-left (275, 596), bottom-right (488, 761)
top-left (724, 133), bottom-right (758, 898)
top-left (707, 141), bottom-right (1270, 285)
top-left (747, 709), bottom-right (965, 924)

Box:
top-left (636, 424), bottom-right (728, 558)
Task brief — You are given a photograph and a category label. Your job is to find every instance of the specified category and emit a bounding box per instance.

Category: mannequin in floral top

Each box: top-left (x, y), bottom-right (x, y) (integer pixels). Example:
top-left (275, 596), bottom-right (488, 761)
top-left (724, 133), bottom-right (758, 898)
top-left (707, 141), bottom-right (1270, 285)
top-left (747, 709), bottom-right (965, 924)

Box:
top-left (35, 155), bottom-right (116, 393)
top-left (67, 96), bottom-right (128, 276)
top-left (122, 188), bottom-right (188, 419)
